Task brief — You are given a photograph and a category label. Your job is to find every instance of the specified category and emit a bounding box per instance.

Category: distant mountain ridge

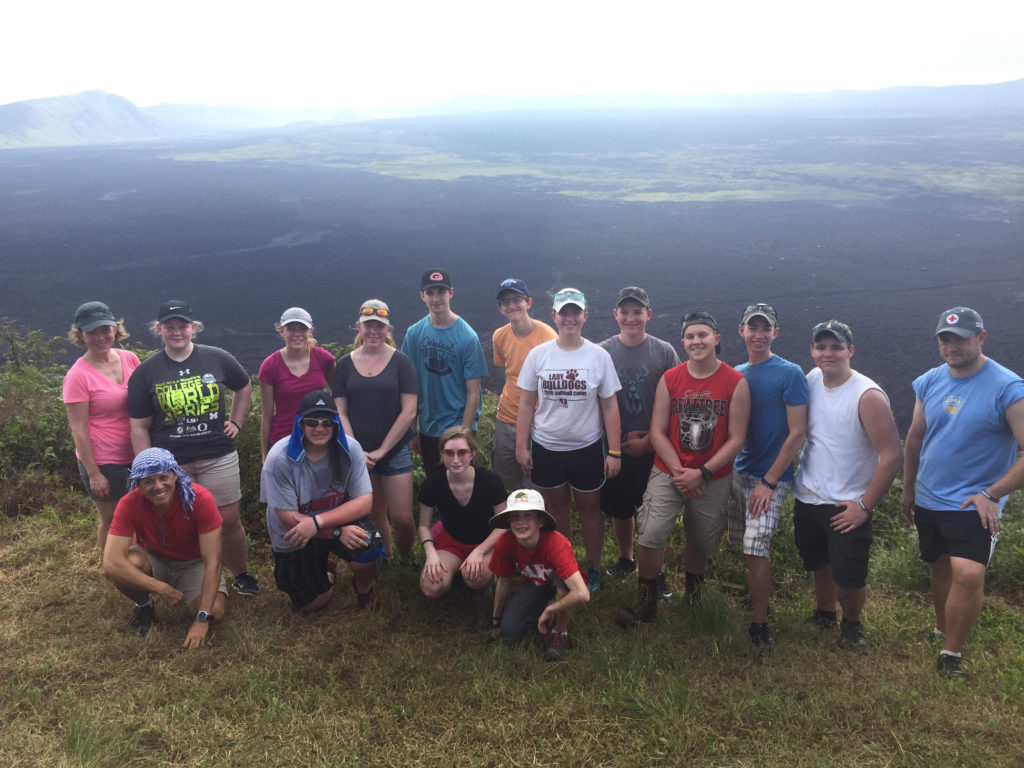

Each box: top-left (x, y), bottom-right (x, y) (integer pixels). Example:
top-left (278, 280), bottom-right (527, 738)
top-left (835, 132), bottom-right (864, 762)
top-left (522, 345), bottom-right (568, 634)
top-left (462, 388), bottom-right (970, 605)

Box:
top-left (1, 80), bottom-right (1022, 150)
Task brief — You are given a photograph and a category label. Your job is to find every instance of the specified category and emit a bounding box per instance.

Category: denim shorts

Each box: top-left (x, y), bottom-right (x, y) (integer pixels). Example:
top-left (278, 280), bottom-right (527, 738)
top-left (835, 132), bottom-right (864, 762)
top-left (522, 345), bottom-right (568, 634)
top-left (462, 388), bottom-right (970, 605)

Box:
top-left (369, 444), bottom-right (414, 477)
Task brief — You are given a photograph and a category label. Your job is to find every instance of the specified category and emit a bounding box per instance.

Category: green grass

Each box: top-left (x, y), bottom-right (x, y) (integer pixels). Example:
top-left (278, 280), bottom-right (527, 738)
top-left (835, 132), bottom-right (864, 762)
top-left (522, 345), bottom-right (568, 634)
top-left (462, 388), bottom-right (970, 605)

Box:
top-left (3, 497), bottom-right (1024, 767)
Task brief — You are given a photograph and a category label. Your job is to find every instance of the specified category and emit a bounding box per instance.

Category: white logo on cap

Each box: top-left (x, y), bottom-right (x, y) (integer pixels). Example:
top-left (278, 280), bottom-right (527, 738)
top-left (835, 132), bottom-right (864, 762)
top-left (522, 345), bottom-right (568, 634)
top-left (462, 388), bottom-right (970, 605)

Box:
top-left (946, 313), bottom-right (959, 324)
top-left (315, 398), bottom-right (326, 406)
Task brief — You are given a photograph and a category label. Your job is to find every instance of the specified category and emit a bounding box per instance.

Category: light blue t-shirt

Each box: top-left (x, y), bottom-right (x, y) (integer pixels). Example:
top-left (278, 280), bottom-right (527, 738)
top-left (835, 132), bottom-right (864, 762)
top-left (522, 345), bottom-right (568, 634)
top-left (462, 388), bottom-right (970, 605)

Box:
top-left (734, 355), bottom-right (808, 481)
top-left (913, 359), bottom-right (1024, 514)
top-left (401, 315), bottom-right (488, 437)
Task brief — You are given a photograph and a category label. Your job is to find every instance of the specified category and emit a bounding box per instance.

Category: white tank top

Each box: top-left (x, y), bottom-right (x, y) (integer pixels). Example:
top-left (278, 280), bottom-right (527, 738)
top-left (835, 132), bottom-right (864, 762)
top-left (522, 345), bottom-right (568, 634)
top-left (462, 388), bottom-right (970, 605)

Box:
top-left (794, 368), bottom-right (888, 505)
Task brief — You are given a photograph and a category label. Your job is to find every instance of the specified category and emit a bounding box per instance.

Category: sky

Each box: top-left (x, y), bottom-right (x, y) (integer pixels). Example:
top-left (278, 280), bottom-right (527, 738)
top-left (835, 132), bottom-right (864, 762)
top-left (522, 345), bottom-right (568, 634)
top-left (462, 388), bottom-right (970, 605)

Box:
top-left (3, 0), bottom-right (1023, 109)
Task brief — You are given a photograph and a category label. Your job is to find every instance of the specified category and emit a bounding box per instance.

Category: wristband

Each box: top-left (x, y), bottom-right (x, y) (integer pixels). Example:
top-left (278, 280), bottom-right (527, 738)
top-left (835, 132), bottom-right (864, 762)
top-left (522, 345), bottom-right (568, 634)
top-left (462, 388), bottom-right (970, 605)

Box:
top-left (858, 498), bottom-right (874, 517)
top-left (607, 449), bottom-right (622, 458)
top-left (759, 478), bottom-right (777, 491)
top-left (491, 615), bottom-right (502, 629)
top-left (422, 539), bottom-right (434, 547)
top-left (312, 514), bottom-right (321, 531)
top-left (981, 490), bottom-right (998, 503)
top-left (229, 420), bottom-right (241, 431)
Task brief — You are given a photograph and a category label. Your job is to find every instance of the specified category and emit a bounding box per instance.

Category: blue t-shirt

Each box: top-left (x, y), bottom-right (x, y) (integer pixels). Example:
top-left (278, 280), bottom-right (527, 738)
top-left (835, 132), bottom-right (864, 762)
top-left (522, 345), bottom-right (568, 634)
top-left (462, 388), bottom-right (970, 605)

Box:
top-left (401, 316), bottom-right (488, 437)
top-left (734, 355), bottom-right (808, 481)
top-left (913, 359), bottom-right (1024, 515)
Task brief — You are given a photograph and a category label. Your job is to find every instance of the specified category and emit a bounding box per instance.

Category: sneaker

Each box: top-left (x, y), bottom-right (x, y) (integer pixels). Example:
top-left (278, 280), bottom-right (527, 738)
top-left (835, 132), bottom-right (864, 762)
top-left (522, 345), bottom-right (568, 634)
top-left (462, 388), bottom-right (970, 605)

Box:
top-left (749, 623), bottom-right (776, 651)
top-left (838, 619), bottom-right (867, 651)
top-left (656, 572), bottom-right (673, 601)
top-left (129, 601), bottom-right (156, 636)
top-left (543, 632), bottom-right (573, 662)
top-left (587, 567), bottom-right (601, 593)
top-left (232, 572), bottom-right (260, 596)
top-left (927, 629), bottom-right (945, 644)
top-left (937, 653), bottom-right (970, 680)
top-left (355, 587), bottom-right (381, 612)
top-left (804, 609), bottom-right (838, 631)
top-left (606, 557), bottom-right (637, 579)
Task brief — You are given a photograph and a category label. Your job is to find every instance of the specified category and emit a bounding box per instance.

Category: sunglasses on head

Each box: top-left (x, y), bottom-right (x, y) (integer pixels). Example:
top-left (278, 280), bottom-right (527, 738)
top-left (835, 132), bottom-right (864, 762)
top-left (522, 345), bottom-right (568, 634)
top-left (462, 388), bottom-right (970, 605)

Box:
top-left (359, 307), bottom-right (390, 318)
top-left (302, 417), bottom-right (334, 428)
top-left (744, 303), bottom-right (776, 315)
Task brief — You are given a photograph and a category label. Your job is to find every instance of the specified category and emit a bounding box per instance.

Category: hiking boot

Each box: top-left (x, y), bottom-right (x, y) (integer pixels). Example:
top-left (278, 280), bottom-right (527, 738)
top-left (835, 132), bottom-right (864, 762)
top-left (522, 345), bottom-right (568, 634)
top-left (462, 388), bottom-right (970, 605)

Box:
top-left (606, 557), bottom-right (637, 579)
top-left (615, 577), bottom-right (658, 627)
top-left (684, 572), bottom-right (705, 606)
top-left (749, 623), bottom-right (776, 651)
top-left (804, 609), bottom-right (838, 631)
top-left (656, 571), bottom-right (673, 601)
top-left (937, 653), bottom-right (970, 680)
top-left (232, 572), bottom-right (260, 596)
top-left (587, 567), bottom-right (601, 593)
top-left (129, 601), bottom-right (156, 636)
top-left (839, 619), bottom-right (867, 651)
top-left (543, 632), bottom-right (573, 662)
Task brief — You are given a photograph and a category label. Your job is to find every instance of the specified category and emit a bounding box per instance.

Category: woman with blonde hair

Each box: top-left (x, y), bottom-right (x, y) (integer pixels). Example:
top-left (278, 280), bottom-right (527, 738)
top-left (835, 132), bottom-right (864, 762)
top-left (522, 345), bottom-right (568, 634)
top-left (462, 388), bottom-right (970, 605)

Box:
top-left (333, 300), bottom-right (418, 563)
top-left (418, 426), bottom-right (506, 599)
top-left (258, 307), bottom-right (336, 462)
top-left (63, 301), bottom-right (140, 549)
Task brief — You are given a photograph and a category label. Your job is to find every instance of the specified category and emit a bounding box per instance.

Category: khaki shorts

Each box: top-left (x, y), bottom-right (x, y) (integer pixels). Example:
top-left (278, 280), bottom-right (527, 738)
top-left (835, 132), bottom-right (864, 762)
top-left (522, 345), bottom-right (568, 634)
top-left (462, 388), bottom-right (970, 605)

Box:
top-left (132, 545), bottom-right (228, 607)
top-left (491, 419), bottom-right (531, 492)
top-left (636, 468), bottom-right (732, 555)
top-left (180, 451), bottom-right (241, 506)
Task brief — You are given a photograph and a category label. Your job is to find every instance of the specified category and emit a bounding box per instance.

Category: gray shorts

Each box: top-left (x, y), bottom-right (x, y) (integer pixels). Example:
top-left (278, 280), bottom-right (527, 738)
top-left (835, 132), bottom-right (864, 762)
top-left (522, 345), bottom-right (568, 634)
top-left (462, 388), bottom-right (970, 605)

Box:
top-left (636, 468), bottom-right (732, 555)
top-left (726, 472), bottom-right (792, 558)
top-left (131, 545), bottom-right (228, 607)
top-left (491, 419), bottom-right (531, 492)
top-left (179, 451), bottom-right (241, 506)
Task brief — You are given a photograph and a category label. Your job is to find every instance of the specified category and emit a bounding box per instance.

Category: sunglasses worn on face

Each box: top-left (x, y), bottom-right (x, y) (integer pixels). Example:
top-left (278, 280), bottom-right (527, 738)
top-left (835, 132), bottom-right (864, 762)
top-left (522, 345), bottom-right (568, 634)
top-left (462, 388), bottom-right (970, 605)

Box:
top-left (442, 448), bottom-right (472, 459)
top-left (359, 307), bottom-right (390, 318)
top-left (302, 417), bottom-right (334, 428)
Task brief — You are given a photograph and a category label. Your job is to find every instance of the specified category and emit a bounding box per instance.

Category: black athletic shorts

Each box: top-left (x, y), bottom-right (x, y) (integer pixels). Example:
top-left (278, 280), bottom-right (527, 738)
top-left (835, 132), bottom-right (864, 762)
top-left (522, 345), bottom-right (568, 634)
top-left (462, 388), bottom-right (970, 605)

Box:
top-left (273, 518), bottom-right (383, 609)
top-left (530, 439), bottom-right (605, 493)
top-left (793, 499), bottom-right (873, 589)
top-left (600, 452), bottom-right (655, 519)
top-left (914, 505), bottom-right (997, 566)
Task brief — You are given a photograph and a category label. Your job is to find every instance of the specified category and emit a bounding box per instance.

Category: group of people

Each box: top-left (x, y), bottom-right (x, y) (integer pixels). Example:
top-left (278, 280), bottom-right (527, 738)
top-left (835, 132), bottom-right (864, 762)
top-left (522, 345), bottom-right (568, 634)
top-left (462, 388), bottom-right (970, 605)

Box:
top-left (63, 276), bottom-right (1023, 674)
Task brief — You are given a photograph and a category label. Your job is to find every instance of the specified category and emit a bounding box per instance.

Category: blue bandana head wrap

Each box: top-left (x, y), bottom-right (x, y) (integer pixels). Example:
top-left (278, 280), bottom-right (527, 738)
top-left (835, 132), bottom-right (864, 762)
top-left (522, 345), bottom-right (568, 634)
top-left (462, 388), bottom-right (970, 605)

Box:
top-left (128, 447), bottom-right (196, 516)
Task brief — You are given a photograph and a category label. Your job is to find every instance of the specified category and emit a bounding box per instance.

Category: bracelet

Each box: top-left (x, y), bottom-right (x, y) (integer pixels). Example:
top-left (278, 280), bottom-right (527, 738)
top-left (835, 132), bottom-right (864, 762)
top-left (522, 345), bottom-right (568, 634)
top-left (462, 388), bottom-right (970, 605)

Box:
top-left (491, 615), bottom-right (502, 628)
top-left (759, 478), bottom-right (777, 491)
top-left (312, 514), bottom-right (321, 531)
top-left (422, 539), bottom-right (434, 547)
top-left (607, 449), bottom-right (622, 458)
top-left (858, 498), bottom-right (874, 517)
top-left (229, 420), bottom-right (242, 431)
top-left (981, 490), bottom-right (998, 502)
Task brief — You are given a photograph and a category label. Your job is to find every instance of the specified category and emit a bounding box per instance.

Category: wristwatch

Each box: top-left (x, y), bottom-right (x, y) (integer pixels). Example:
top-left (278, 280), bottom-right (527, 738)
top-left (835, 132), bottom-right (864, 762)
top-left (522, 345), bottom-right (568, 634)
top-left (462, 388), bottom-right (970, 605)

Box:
top-left (196, 610), bottom-right (210, 623)
top-left (333, 525), bottom-right (344, 538)
top-left (699, 466), bottom-right (713, 481)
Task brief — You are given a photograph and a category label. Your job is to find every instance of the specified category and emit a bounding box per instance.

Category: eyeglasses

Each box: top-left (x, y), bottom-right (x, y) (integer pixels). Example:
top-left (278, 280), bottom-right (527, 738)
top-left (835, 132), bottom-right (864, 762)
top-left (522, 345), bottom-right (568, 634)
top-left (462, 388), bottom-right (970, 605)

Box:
top-left (499, 295), bottom-right (527, 307)
top-left (359, 306), bottom-right (390, 318)
top-left (442, 448), bottom-right (472, 459)
top-left (302, 417), bottom-right (334, 428)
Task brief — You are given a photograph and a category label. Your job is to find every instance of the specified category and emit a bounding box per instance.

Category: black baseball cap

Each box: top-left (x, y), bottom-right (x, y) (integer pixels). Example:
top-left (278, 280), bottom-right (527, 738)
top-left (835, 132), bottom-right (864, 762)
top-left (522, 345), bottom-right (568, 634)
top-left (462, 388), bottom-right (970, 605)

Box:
top-left (157, 300), bottom-right (193, 323)
top-left (934, 307), bottom-right (984, 338)
top-left (421, 269), bottom-right (452, 290)
top-left (299, 390), bottom-right (338, 417)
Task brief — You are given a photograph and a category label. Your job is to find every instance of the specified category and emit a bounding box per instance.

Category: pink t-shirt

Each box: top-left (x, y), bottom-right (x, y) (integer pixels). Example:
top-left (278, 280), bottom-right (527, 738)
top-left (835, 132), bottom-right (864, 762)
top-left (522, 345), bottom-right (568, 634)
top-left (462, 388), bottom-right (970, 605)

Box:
top-left (258, 346), bottom-right (336, 443)
top-left (62, 348), bottom-right (141, 464)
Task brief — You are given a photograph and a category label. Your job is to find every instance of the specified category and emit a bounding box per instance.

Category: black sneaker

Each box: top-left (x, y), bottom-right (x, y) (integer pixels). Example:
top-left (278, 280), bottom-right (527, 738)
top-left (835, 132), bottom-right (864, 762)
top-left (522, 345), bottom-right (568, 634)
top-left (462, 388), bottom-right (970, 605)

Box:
top-left (749, 623), bottom-right (776, 651)
top-left (232, 572), bottom-right (260, 596)
top-left (839, 619), bottom-right (867, 651)
top-left (606, 557), bottom-right (637, 579)
top-left (804, 609), bottom-right (838, 631)
top-left (543, 632), bottom-right (573, 662)
top-left (937, 653), bottom-right (970, 680)
top-left (656, 572), bottom-right (673, 601)
top-left (129, 602), bottom-right (156, 636)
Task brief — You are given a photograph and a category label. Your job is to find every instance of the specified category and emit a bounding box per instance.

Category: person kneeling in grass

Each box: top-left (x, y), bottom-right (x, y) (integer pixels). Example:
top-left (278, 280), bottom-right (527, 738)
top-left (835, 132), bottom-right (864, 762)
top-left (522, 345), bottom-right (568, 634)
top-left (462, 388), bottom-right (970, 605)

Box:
top-left (102, 447), bottom-right (228, 648)
top-left (261, 390), bottom-right (384, 613)
top-left (487, 489), bottom-right (590, 662)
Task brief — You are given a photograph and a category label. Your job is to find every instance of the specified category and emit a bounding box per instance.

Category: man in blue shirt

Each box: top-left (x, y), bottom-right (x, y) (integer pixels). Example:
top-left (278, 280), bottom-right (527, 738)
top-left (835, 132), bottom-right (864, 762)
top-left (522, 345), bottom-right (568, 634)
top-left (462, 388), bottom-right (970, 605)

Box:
top-left (903, 307), bottom-right (1024, 680)
top-left (401, 269), bottom-right (489, 472)
top-left (728, 303), bottom-right (807, 650)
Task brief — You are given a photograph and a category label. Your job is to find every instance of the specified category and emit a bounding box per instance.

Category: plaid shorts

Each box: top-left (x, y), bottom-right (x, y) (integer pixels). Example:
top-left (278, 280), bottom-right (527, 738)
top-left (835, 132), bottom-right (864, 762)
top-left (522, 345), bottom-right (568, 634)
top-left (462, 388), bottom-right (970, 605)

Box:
top-left (727, 472), bottom-right (791, 558)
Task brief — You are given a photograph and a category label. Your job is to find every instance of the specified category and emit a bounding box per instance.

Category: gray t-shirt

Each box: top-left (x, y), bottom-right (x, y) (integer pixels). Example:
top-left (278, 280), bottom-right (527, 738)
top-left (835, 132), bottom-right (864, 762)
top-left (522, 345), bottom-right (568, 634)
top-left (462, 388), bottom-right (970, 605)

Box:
top-left (261, 435), bottom-right (372, 553)
top-left (599, 335), bottom-right (680, 433)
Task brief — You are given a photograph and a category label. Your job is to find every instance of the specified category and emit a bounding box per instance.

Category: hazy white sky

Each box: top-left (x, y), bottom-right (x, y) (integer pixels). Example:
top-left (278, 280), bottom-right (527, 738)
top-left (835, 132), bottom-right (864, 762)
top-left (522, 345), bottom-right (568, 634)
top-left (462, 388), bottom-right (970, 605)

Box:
top-left (3, 0), bottom-right (1023, 108)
